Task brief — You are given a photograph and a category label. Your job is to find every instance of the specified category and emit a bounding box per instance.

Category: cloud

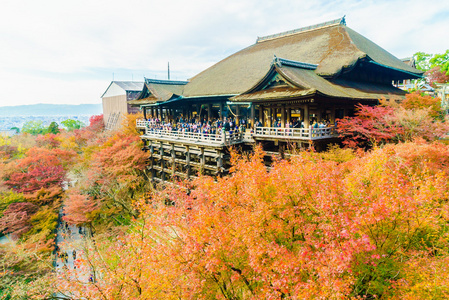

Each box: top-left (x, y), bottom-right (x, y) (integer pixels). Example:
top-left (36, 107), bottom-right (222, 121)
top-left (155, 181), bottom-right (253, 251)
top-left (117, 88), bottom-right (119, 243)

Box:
top-left (0, 0), bottom-right (448, 106)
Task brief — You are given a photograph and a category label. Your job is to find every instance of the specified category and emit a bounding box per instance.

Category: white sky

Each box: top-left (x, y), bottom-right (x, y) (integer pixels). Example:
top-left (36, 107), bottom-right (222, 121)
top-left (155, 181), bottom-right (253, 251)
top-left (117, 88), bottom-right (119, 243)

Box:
top-left (0, 0), bottom-right (448, 106)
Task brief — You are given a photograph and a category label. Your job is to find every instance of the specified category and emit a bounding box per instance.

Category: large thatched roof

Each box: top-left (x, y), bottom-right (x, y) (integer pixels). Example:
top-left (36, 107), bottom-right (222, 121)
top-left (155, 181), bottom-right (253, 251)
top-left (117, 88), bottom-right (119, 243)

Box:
top-left (183, 18), bottom-right (422, 98)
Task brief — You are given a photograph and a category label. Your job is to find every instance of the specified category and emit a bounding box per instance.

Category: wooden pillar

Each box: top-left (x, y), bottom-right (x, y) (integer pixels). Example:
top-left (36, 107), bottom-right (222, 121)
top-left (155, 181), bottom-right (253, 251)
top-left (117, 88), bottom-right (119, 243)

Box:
top-left (267, 108), bottom-right (272, 127)
top-left (304, 104), bottom-right (310, 128)
top-left (160, 142), bottom-right (165, 181)
top-left (287, 107), bottom-right (291, 124)
top-left (272, 107), bottom-right (277, 126)
top-left (281, 105), bottom-right (286, 127)
top-left (171, 144), bottom-right (175, 177)
top-left (150, 107), bottom-right (154, 118)
top-left (159, 107), bottom-right (163, 120)
top-left (200, 148), bottom-right (205, 174)
top-left (235, 105), bottom-right (240, 125)
top-left (186, 146), bottom-right (191, 179)
top-left (219, 102), bottom-right (224, 120)
top-left (207, 103), bottom-right (212, 121)
top-left (143, 107), bottom-right (147, 120)
top-left (149, 141), bottom-right (154, 180)
top-left (250, 104), bottom-right (255, 128)
top-left (329, 106), bottom-right (335, 125)
top-left (217, 150), bottom-right (223, 175)
top-left (259, 106), bottom-right (264, 126)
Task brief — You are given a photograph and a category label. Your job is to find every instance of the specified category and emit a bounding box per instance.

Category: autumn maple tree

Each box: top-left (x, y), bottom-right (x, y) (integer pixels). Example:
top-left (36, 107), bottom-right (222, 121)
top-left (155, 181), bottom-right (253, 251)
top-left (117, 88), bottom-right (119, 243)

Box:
top-left (2, 147), bottom-right (74, 194)
top-left (337, 93), bottom-right (449, 148)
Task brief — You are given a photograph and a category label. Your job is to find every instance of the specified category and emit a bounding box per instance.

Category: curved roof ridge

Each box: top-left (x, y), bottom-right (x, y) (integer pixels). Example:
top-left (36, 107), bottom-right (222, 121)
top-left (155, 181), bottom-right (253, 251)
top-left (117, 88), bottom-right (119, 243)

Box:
top-left (274, 56), bottom-right (318, 70)
top-left (257, 16), bottom-right (346, 43)
top-left (144, 78), bottom-right (189, 85)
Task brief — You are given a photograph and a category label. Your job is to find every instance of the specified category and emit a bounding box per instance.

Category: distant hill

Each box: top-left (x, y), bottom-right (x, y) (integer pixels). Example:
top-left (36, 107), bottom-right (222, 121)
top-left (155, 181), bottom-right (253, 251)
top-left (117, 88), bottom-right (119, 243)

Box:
top-left (0, 103), bottom-right (102, 116)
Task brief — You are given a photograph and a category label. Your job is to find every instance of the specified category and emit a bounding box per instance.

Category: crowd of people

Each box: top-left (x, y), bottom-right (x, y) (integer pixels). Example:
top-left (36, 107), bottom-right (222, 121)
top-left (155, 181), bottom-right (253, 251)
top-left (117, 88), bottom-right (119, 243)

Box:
top-left (143, 116), bottom-right (333, 137)
top-left (271, 118), bottom-right (333, 129)
top-left (145, 117), bottom-right (248, 135)
top-left (55, 220), bottom-right (85, 270)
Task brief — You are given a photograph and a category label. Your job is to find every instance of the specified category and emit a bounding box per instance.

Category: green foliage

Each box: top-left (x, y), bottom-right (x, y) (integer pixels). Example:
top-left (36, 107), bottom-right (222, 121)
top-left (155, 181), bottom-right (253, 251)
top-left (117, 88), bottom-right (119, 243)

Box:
top-left (46, 121), bottom-right (60, 134)
top-left (430, 49), bottom-right (449, 75)
top-left (414, 50), bottom-right (449, 75)
top-left (61, 119), bottom-right (85, 131)
top-left (23, 206), bottom-right (58, 242)
top-left (318, 144), bottom-right (356, 163)
top-left (414, 51), bottom-right (432, 71)
top-left (351, 255), bottom-right (401, 297)
top-left (10, 127), bottom-right (20, 133)
top-left (0, 191), bottom-right (25, 215)
top-left (21, 120), bottom-right (47, 136)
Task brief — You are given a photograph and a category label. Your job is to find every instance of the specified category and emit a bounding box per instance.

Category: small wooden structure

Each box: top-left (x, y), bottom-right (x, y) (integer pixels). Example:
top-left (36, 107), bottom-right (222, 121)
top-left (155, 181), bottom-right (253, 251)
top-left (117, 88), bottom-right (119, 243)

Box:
top-left (101, 81), bottom-right (144, 129)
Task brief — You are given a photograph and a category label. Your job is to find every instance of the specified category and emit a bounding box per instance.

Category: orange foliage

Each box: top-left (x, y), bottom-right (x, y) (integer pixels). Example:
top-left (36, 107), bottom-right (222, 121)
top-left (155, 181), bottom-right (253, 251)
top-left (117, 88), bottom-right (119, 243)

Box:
top-left (400, 91), bottom-right (442, 119)
top-left (56, 141), bottom-right (449, 299)
top-left (88, 132), bottom-right (147, 187)
top-left (63, 190), bottom-right (100, 226)
top-left (121, 112), bottom-right (144, 137)
top-left (23, 186), bottom-right (64, 205)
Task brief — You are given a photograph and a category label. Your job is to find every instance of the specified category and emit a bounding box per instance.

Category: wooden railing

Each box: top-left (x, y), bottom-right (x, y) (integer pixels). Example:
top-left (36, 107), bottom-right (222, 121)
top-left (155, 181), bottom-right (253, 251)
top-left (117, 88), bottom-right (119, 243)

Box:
top-left (253, 126), bottom-right (336, 140)
top-left (139, 120), bottom-right (336, 143)
top-left (136, 119), bottom-right (152, 128)
top-left (143, 127), bottom-right (243, 145)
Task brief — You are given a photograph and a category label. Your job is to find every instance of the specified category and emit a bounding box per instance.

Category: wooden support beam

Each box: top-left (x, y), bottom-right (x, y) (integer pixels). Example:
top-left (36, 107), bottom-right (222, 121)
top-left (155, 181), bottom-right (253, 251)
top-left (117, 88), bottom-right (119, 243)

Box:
top-left (259, 106), bottom-right (264, 126)
top-left (267, 108), bottom-right (272, 127)
top-left (217, 150), bottom-right (223, 174)
top-left (331, 107), bottom-right (336, 124)
top-left (250, 104), bottom-right (255, 128)
top-left (281, 105), bottom-right (286, 128)
top-left (160, 142), bottom-right (165, 181)
top-left (273, 107), bottom-right (277, 126)
top-left (207, 103), bottom-right (212, 121)
top-left (219, 102), bottom-right (224, 120)
top-left (200, 148), bottom-right (205, 168)
top-left (304, 104), bottom-right (310, 128)
top-left (235, 105), bottom-right (240, 125)
top-left (171, 144), bottom-right (175, 176)
top-left (150, 141), bottom-right (155, 180)
top-left (186, 146), bottom-right (191, 178)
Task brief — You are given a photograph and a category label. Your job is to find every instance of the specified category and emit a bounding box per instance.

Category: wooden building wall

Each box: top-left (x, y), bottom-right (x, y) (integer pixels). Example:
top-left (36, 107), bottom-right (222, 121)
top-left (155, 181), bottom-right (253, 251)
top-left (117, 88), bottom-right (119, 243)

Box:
top-left (102, 94), bottom-right (128, 128)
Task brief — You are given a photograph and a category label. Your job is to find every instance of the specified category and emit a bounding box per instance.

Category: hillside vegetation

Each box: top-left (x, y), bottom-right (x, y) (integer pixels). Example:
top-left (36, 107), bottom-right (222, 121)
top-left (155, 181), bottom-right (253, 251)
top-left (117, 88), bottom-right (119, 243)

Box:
top-left (1, 92), bottom-right (449, 299)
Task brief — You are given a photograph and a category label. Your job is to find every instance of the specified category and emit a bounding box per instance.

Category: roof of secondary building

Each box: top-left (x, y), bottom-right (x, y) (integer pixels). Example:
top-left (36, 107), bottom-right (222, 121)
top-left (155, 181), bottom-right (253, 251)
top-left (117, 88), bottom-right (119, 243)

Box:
top-left (129, 78), bottom-right (188, 105)
top-left (101, 81), bottom-right (144, 98)
top-left (183, 17), bottom-right (422, 98)
top-left (114, 81), bottom-right (145, 91)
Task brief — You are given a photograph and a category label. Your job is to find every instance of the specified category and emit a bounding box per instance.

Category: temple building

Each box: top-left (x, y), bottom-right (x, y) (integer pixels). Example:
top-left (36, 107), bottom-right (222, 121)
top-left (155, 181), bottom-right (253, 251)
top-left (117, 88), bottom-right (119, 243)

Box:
top-left (130, 17), bottom-right (422, 181)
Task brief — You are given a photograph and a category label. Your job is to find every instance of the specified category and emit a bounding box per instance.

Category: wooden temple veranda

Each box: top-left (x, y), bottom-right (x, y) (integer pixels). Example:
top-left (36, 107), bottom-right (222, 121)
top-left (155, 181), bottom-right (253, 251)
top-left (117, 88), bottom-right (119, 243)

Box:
top-left (127, 17), bottom-right (422, 182)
